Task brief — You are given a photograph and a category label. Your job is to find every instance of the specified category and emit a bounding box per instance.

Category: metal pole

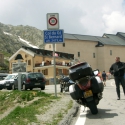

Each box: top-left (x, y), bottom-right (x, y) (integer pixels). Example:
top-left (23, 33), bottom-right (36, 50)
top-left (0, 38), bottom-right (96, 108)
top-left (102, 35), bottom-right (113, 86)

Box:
top-left (18, 72), bottom-right (21, 91)
top-left (53, 43), bottom-right (57, 97)
top-left (18, 60), bottom-right (21, 91)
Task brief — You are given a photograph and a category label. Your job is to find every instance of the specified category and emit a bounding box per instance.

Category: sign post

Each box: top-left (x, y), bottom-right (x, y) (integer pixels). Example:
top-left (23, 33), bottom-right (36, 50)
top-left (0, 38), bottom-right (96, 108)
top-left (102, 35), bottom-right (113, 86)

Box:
top-left (44, 13), bottom-right (64, 97)
top-left (53, 43), bottom-right (57, 97)
top-left (12, 62), bottom-right (26, 91)
top-left (14, 54), bottom-right (25, 91)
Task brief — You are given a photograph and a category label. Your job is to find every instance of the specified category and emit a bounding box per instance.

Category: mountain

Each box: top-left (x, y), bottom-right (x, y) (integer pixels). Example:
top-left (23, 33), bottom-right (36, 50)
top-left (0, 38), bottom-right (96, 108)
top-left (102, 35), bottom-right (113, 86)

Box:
top-left (0, 22), bottom-right (44, 55)
top-left (0, 22), bottom-right (44, 71)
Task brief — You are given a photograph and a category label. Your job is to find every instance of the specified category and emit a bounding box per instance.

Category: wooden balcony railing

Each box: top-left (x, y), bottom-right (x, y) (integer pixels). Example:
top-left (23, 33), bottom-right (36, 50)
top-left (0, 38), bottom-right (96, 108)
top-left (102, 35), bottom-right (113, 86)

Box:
top-left (35, 62), bottom-right (71, 67)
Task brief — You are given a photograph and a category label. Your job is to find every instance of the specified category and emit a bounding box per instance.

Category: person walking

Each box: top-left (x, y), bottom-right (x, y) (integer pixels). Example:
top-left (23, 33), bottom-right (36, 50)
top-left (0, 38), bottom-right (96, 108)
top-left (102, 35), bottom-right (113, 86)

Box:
top-left (109, 57), bottom-right (125, 100)
top-left (102, 71), bottom-right (107, 86)
top-left (97, 69), bottom-right (103, 81)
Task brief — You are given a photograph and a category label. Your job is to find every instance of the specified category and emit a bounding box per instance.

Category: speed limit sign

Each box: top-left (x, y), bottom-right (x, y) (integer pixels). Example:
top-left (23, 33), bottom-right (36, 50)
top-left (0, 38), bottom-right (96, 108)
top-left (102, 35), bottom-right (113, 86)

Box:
top-left (47, 13), bottom-right (59, 29)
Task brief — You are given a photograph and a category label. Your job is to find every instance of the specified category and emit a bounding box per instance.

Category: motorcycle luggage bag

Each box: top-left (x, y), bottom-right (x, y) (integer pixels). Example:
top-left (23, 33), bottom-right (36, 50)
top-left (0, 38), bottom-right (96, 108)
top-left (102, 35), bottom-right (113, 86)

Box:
top-left (69, 84), bottom-right (83, 100)
top-left (91, 76), bottom-right (104, 93)
top-left (69, 62), bottom-right (93, 81)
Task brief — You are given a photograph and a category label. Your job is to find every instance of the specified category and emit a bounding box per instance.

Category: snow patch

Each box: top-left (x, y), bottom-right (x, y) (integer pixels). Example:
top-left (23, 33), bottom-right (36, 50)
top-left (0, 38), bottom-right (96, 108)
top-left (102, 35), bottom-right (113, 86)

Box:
top-left (18, 36), bottom-right (39, 48)
top-left (3, 31), bottom-right (39, 49)
top-left (3, 31), bottom-right (12, 36)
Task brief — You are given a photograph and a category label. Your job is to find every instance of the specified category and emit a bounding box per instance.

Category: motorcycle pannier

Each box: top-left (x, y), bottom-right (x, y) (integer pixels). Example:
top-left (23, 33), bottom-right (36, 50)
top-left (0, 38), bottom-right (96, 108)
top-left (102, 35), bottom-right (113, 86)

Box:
top-left (91, 76), bottom-right (104, 93)
top-left (69, 84), bottom-right (83, 100)
top-left (69, 62), bottom-right (93, 81)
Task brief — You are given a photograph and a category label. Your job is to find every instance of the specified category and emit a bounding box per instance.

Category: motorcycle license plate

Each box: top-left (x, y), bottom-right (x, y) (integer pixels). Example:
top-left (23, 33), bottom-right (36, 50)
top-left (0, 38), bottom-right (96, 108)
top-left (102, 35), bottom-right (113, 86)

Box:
top-left (84, 90), bottom-right (93, 98)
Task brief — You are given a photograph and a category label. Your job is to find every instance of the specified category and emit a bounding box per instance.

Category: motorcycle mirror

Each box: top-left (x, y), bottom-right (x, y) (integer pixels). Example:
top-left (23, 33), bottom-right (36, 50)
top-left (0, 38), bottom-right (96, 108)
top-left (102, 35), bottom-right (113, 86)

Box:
top-left (93, 70), bottom-right (99, 76)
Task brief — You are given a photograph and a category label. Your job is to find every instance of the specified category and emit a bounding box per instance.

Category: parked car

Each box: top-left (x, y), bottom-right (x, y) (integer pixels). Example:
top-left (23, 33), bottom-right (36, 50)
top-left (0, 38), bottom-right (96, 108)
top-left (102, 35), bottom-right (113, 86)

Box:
top-left (0, 73), bottom-right (8, 81)
top-left (0, 73), bottom-right (18, 90)
top-left (5, 72), bottom-right (46, 90)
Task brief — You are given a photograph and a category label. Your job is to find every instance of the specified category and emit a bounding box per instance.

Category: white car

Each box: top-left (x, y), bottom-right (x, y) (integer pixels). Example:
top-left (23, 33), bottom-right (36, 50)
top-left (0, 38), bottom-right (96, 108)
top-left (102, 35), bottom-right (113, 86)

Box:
top-left (0, 73), bottom-right (18, 90)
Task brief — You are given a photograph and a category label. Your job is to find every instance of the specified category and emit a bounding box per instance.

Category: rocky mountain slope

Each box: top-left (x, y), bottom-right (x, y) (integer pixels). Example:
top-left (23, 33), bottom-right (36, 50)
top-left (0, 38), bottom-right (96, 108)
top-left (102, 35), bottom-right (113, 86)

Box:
top-left (0, 22), bottom-right (44, 55)
top-left (0, 22), bottom-right (44, 70)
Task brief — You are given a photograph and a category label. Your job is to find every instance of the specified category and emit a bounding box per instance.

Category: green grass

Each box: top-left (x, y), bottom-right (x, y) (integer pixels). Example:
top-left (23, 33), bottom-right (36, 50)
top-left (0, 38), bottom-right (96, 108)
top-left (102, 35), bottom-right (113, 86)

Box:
top-left (0, 90), bottom-right (54, 114)
top-left (0, 90), bottom-right (61, 125)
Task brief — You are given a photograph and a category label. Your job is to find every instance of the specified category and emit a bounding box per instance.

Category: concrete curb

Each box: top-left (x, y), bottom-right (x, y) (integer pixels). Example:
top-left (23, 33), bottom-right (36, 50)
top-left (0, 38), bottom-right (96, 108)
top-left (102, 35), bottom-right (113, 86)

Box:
top-left (58, 101), bottom-right (80, 125)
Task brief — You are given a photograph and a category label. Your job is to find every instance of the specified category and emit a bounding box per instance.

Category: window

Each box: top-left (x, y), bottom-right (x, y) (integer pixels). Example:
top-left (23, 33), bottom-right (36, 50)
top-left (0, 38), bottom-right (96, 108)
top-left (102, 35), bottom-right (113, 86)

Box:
top-left (42, 69), bottom-right (48, 75)
top-left (78, 52), bottom-right (80, 57)
top-left (28, 60), bottom-right (31, 65)
top-left (58, 69), bottom-right (62, 75)
top-left (49, 45), bottom-right (51, 48)
top-left (93, 53), bottom-right (95, 58)
top-left (63, 69), bottom-right (69, 75)
top-left (110, 50), bottom-right (112, 55)
top-left (25, 54), bottom-right (28, 58)
top-left (63, 43), bottom-right (65, 47)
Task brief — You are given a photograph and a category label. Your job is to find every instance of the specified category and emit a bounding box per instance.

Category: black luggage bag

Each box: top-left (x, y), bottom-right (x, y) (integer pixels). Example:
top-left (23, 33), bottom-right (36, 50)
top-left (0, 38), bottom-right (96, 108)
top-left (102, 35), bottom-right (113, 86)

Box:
top-left (69, 62), bottom-right (93, 82)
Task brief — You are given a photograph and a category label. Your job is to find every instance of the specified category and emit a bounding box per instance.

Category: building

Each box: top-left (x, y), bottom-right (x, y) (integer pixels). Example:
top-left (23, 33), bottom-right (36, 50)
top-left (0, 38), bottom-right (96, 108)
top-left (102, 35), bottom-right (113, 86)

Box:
top-left (45, 32), bottom-right (125, 73)
top-left (9, 46), bottom-right (74, 80)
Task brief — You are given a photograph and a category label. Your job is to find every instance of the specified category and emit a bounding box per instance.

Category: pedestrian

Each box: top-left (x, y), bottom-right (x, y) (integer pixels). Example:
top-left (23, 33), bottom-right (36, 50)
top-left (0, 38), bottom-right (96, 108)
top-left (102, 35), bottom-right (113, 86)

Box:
top-left (97, 69), bottom-right (103, 81)
top-left (109, 57), bottom-right (125, 100)
top-left (102, 71), bottom-right (107, 86)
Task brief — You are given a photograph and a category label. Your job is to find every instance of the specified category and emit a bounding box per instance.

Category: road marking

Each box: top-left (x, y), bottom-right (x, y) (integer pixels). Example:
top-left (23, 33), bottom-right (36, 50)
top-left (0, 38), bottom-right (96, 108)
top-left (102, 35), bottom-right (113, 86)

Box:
top-left (110, 81), bottom-right (114, 86)
top-left (75, 106), bottom-right (87, 125)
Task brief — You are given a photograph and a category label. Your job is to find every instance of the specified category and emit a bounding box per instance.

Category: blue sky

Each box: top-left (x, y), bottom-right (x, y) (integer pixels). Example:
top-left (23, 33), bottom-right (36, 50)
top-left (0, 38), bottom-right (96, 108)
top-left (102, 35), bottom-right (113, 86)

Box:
top-left (1, 0), bottom-right (125, 36)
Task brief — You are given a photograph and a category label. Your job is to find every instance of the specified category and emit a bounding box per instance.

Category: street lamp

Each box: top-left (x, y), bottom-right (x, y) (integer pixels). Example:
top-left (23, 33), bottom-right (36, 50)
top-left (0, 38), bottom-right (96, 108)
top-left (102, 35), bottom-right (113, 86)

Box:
top-left (15, 54), bottom-right (23, 91)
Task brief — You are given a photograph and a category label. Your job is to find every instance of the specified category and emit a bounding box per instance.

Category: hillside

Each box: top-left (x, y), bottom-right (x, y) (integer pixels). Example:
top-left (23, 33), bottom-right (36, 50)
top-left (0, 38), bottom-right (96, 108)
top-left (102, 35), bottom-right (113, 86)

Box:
top-left (0, 22), bottom-right (44, 54)
top-left (0, 22), bottom-right (44, 71)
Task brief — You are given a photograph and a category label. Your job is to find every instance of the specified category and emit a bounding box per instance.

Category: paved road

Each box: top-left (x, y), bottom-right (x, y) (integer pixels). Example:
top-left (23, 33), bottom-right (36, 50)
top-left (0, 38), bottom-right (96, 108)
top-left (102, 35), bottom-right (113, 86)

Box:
top-left (1, 84), bottom-right (61, 94)
top-left (74, 79), bottom-right (125, 125)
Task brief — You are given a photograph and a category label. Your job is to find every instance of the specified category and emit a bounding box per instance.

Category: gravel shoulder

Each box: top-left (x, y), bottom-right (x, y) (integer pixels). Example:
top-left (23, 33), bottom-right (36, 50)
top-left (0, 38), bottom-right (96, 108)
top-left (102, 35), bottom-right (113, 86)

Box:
top-left (35, 92), bottom-right (80, 125)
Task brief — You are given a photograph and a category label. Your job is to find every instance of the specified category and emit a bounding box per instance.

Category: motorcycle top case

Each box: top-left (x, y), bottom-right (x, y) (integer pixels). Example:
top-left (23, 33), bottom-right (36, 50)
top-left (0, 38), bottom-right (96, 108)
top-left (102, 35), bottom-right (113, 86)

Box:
top-left (69, 84), bottom-right (83, 100)
top-left (69, 62), bottom-right (93, 81)
top-left (91, 76), bottom-right (104, 93)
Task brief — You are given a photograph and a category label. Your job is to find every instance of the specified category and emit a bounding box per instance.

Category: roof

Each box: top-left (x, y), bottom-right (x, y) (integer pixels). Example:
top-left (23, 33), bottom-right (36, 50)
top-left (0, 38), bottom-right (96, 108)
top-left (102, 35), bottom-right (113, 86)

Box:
top-left (64, 33), bottom-right (99, 41)
top-left (9, 46), bottom-right (74, 61)
top-left (64, 32), bottom-right (125, 46)
top-left (9, 47), bottom-right (35, 61)
top-left (96, 37), bottom-right (120, 45)
top-left (103, 33), bottom-right (125, 46)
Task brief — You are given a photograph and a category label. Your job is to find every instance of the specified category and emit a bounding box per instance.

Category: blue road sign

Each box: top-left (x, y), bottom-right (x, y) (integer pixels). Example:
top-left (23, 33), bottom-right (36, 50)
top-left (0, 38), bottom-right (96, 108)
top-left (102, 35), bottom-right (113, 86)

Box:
top-left (43, 29), bottom-right (64, 44)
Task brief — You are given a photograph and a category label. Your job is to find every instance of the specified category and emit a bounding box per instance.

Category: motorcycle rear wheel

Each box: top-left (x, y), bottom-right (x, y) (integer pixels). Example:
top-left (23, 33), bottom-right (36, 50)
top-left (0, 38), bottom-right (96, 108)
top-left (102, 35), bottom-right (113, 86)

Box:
top-left (87, 100), bottom-right (98, 114)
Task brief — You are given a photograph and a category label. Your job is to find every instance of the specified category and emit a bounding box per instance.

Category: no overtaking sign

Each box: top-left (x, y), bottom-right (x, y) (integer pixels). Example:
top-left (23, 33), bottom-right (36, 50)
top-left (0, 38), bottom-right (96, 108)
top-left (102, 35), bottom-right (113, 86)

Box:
top-left (47, 13), bottom-right (59, 29)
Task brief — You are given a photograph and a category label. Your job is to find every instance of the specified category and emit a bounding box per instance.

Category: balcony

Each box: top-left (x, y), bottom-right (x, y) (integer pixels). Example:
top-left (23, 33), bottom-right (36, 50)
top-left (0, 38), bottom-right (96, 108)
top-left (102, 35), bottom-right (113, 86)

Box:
top-left (35, 61), bottom-right (71, 67)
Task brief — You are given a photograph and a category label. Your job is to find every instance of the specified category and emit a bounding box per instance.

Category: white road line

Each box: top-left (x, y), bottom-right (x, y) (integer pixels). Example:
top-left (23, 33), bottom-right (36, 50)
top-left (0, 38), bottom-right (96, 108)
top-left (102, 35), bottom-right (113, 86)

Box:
top-left (75, 106), bottom-right (87, 125)
top-left (110, 81), bottom-right (114, 86)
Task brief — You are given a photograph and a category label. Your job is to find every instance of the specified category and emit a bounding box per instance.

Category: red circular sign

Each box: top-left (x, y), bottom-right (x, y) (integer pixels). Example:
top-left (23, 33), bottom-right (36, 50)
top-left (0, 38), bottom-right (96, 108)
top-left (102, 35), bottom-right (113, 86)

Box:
top-left (49, 17), bottom-right (57, 26)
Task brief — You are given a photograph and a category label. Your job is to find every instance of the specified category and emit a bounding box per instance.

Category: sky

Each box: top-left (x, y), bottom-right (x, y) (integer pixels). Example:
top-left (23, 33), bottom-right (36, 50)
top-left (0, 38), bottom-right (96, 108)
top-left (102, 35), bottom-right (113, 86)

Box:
top-left (1, 0), bottom-right (125, 36)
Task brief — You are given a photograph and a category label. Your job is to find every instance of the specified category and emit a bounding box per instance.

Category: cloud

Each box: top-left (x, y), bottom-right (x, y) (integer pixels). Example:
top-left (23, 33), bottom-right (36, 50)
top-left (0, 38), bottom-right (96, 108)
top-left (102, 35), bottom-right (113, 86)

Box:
top-left (0, 0), bottom-right (125, 36)
top-left (103, 11), bottom-right (125, 34)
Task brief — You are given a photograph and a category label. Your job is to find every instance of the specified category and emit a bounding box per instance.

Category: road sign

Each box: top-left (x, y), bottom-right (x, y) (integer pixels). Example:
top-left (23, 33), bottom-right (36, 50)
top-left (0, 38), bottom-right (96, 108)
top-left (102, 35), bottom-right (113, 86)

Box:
top-left (12, 62), bottom-right (26, 73)
top-left (47, 13), bottom-right (59, 29)
top-left (43, 29), bottom-right (64, 44)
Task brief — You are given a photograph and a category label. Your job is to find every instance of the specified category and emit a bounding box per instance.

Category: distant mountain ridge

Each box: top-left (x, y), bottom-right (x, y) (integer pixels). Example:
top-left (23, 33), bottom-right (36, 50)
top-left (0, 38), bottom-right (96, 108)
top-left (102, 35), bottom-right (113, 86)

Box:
top-left (0, 22), bottom-right (44, 56)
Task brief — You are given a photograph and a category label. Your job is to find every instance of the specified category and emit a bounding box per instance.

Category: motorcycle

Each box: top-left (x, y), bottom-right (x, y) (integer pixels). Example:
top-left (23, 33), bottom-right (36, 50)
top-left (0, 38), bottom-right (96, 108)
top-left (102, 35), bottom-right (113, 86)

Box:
top-left (69, 62), bottom-right (104, 114)
top-left (59, 75), bottom-right (75, 92)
